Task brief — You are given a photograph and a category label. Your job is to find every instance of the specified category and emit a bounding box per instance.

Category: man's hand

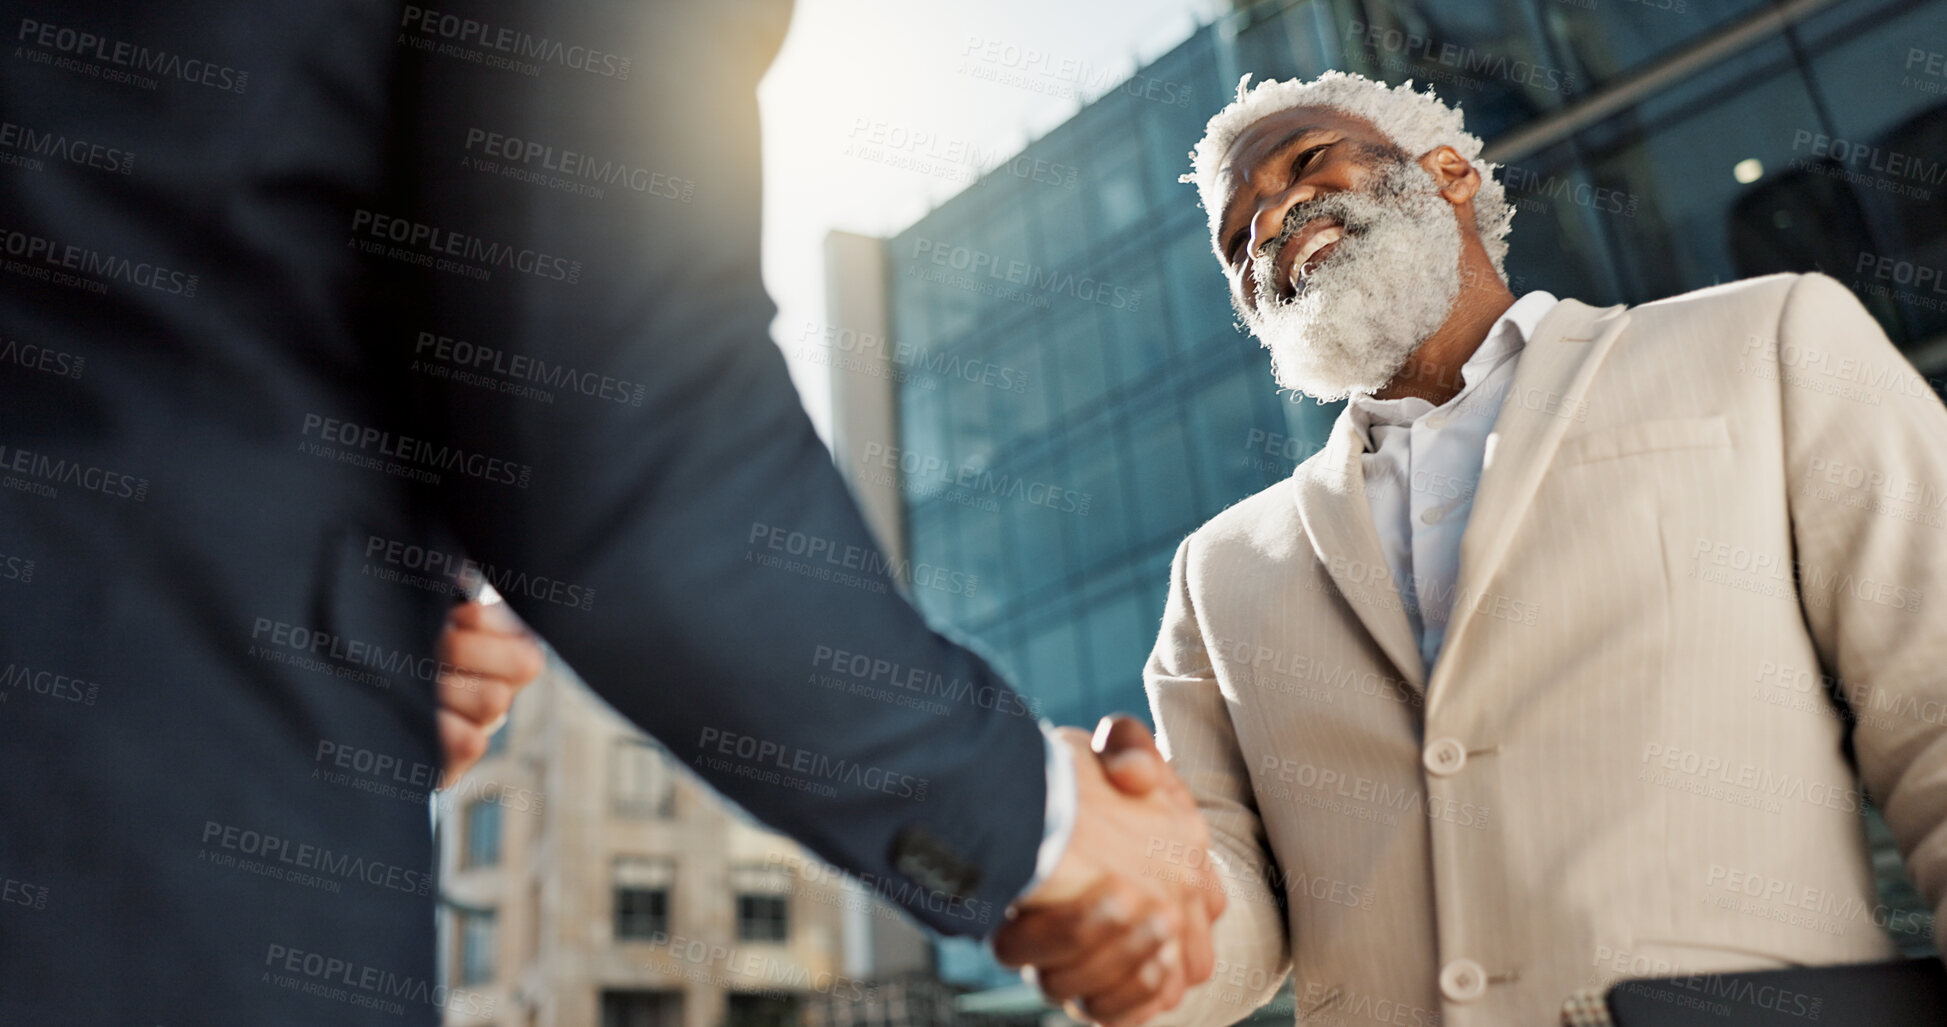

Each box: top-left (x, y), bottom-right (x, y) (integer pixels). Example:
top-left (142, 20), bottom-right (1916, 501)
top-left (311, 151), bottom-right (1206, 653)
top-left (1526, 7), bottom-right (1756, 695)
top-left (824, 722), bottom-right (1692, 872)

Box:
top-left (436, 598), bottom-right (545, 782)
top-left (995, 716), bottom-right (1224, 1026)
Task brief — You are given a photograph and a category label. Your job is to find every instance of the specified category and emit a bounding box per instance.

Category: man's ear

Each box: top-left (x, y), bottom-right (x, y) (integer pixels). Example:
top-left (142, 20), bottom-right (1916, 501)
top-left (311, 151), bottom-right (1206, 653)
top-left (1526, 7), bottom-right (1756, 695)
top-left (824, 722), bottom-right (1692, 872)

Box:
top-left (1419, 145), bottom-right (1480, 206)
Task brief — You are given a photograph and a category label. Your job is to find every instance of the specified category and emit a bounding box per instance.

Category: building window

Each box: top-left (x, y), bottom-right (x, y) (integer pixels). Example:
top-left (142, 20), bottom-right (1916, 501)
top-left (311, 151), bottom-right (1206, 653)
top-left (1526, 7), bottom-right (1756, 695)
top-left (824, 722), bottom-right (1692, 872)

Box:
top-left (457, 909), bottom-right (496, 986)
top-left (601, 990), bottom-right (682, 1027)
top-left (725, 993), bottom-right (799, 1027)
top-left (611, 736), bottom-right (674, 818)
top-left (463, 799), bottom-right (502, 868)
top-left (613, 856), bottom-right (674, 942)
top-left (615, 887), bottom-right (669, 940)
top-left (735, 894), bottom-right (789, 943)
top-left (732, 863), bottom-right (792, 942)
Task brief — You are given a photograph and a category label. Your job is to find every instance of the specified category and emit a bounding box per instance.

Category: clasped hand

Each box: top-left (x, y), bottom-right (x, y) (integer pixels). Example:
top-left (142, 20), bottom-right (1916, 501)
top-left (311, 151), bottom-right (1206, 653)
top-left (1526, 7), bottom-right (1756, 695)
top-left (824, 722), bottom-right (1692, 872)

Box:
top-left (998, 716), bottom-right (1225, 1027)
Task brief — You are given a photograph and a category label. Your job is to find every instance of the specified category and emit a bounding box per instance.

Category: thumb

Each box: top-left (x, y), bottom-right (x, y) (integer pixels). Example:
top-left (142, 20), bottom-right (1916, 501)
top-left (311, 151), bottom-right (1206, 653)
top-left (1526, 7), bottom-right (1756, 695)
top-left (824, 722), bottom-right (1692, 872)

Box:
top-left (1092, 714), bottom-right (1166, 797)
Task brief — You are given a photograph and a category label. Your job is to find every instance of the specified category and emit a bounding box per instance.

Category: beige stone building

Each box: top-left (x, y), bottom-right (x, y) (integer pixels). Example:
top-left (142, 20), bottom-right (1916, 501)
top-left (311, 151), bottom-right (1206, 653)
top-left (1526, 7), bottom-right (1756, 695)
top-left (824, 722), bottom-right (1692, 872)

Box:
top-left (434, 663), bottom-right (940, 1027)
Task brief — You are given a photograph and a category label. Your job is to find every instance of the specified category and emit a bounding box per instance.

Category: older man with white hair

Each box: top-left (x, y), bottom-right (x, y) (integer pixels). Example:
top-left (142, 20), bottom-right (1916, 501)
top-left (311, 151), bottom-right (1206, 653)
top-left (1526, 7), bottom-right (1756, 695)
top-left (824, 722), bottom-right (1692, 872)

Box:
top-left (995, 70), bottom-right (1947, 1027)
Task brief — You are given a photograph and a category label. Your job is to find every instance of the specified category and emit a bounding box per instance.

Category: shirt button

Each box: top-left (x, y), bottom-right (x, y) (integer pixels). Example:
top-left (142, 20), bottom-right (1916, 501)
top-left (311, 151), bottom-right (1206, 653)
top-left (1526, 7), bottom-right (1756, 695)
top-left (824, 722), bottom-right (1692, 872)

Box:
top-left (1425, 413), bottom-right (1449, 430)
top-left (1440, 959), bottom-right (1488, 1003)
top-left (1424, 738), bottom-right (1467, 776)
top-left (1420, 507), bottom-right (1444, 525)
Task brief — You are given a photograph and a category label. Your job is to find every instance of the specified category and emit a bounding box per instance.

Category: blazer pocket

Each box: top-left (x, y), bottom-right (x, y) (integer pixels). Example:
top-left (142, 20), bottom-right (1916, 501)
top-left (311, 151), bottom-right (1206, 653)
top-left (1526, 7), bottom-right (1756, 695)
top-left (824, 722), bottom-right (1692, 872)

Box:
top-left (1561, 415), bottom-right (1732, 466)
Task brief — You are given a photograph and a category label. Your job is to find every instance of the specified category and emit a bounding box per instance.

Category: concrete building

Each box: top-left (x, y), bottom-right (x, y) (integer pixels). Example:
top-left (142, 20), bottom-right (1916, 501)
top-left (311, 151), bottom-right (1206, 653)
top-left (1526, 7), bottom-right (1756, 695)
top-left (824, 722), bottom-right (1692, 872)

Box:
top-left (435, 663), bottom-right (941, 1027)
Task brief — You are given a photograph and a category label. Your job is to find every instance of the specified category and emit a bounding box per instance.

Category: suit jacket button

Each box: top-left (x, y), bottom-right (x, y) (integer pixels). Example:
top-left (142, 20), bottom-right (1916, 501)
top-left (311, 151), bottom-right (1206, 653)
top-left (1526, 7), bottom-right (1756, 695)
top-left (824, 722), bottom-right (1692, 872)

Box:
top-left (1440, 958), bottom-right (1487, 1002)
top-left (1424, 738), bottom-right (1467, 776)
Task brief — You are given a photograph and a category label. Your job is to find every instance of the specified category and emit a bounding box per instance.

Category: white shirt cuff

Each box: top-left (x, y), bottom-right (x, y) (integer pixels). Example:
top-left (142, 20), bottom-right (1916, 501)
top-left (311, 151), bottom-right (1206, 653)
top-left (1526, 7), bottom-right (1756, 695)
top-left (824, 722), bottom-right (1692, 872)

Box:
top-left (1016, 719), bottom-right (1078, 905)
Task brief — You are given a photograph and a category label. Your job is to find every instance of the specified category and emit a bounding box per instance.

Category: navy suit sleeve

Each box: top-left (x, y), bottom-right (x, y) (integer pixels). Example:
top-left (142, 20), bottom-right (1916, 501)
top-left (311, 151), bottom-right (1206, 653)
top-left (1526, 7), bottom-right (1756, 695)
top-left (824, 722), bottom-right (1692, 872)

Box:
top-left (387, 0), bottom-right (1045, 932)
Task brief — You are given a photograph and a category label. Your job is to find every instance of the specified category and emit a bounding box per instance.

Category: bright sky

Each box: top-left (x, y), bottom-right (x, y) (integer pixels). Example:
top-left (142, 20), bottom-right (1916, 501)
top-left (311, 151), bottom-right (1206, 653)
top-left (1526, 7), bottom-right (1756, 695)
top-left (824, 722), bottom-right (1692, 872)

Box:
top-left (756, 0), bottom-right (1226, 438)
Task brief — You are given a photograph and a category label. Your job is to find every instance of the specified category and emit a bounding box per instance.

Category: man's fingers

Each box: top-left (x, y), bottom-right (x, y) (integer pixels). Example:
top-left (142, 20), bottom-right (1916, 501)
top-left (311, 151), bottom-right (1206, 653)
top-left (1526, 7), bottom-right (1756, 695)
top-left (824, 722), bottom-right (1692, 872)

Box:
top-left (438, 708), bottom-right (489, 782)
top-left (447, 598), bottom-right (526, 635)
top-left (995, 877), bottom-right (1139, 969)
top-left (438, 672), bottom-right (513, 726)
top-left (440, 627), bottom-right (546, 688)
top-left (1093, 715), bottom-right (1191, 804)
top-left (1032, 903), bottom-right (1178, 1001)
top-left (1177, 886), bottom-right (1216, 986)
top-left (1077, 938), bottom-right (1186, 1026)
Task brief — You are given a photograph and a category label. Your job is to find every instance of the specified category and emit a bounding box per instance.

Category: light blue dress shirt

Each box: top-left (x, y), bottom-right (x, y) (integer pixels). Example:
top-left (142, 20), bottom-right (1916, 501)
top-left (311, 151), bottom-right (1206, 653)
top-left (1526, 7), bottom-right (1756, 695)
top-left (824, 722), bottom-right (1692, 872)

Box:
top-left (1346, 291), bottom-right (1559, 673)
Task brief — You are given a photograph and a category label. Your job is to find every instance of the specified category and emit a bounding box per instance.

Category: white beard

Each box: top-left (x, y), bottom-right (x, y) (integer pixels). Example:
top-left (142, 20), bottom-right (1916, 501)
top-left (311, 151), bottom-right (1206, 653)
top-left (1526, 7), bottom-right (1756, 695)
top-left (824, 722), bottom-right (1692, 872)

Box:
top-left (1236, 160), bottom-right (1464, 401)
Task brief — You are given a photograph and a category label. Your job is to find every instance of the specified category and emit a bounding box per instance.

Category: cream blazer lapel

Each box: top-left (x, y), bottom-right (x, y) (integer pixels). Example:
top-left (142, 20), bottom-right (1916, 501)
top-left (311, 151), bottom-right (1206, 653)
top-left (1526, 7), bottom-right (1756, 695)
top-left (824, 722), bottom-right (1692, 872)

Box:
top-left (1291, 412), bottom-right (1428, 692)
top-left (1429, 298), bottom-right (1631, 712)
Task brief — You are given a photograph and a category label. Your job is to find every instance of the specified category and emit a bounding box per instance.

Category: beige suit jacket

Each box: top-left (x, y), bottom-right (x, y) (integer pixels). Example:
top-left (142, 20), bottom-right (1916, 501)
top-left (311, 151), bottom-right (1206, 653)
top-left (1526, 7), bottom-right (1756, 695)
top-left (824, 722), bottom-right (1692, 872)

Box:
top-left (1146, 273), bottom-right (1947, 1026)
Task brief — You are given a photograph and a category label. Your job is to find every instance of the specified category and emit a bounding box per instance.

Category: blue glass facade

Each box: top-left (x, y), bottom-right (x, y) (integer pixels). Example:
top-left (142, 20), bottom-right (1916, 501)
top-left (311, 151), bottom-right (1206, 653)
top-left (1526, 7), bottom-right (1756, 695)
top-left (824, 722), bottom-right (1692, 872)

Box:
top-left (882, 0), bottom-right (1947, 979)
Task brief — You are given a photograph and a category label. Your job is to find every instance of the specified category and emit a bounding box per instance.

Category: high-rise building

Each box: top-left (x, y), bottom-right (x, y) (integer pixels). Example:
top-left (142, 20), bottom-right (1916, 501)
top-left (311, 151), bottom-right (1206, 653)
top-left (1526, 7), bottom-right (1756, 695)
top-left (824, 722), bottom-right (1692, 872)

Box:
top-left (823, 0), bottom-right (1947, 1007)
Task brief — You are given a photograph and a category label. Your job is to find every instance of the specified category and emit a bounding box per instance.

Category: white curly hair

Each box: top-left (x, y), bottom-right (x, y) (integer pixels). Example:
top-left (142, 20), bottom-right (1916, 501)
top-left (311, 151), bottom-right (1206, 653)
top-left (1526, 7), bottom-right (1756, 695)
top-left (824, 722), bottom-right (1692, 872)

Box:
top-left (1183, 70), bottom-right (1513, 274)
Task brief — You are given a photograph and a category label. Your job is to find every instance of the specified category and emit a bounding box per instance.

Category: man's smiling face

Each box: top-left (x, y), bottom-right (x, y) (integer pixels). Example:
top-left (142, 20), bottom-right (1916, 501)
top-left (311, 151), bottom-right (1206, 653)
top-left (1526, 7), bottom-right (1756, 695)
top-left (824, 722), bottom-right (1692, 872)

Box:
top-left (1213, 105), bottom-right (1409, 311)
top-left (1210, 104), bottom-right (1474, 400)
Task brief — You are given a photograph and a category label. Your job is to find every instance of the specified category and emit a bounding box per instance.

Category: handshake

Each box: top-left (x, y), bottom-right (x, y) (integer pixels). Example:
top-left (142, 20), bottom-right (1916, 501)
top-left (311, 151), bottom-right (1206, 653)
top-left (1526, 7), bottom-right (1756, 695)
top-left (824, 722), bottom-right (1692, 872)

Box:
top-left (998, 716), bottom-right (1227, 1027)
top-left (429, 604), bottom-right (1227, 1026)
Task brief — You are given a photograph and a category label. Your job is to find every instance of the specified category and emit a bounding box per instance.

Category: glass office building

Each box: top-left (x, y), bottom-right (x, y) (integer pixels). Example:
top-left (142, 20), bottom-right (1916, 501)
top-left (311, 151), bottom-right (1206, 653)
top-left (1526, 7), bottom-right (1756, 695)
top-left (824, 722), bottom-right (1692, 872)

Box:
top-left (873, 0), bottom-right (1947, 978)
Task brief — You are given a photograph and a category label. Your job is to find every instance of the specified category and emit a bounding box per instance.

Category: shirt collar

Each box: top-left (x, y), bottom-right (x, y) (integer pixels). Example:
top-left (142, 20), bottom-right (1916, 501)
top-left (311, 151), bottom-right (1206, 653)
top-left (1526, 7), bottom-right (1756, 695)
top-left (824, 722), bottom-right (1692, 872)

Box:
top-left (1346, 290), bottom-right (1559, 445)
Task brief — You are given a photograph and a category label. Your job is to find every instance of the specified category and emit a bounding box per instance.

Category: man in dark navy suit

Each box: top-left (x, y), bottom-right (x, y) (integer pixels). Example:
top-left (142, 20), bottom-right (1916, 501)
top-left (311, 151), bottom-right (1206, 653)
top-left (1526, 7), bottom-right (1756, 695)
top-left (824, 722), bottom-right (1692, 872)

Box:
top-left (0, 1), bottom-right (1219, 1022)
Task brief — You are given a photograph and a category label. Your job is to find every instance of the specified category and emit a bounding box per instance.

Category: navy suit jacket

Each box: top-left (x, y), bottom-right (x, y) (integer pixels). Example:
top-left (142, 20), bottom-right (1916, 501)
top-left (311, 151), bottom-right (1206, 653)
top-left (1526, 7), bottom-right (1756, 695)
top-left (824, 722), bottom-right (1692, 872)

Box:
top-left (0, 0), bottom-right (1045, 1020)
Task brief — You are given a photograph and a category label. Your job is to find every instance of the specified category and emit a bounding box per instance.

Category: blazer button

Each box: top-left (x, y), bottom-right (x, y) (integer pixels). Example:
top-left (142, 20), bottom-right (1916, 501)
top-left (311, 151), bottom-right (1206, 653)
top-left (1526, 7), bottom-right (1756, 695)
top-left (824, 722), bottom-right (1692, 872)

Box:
top-left (1423, 738), bottom-right (1467, 776)
top-left (1439, 958), bottom-right (1487, 1003)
